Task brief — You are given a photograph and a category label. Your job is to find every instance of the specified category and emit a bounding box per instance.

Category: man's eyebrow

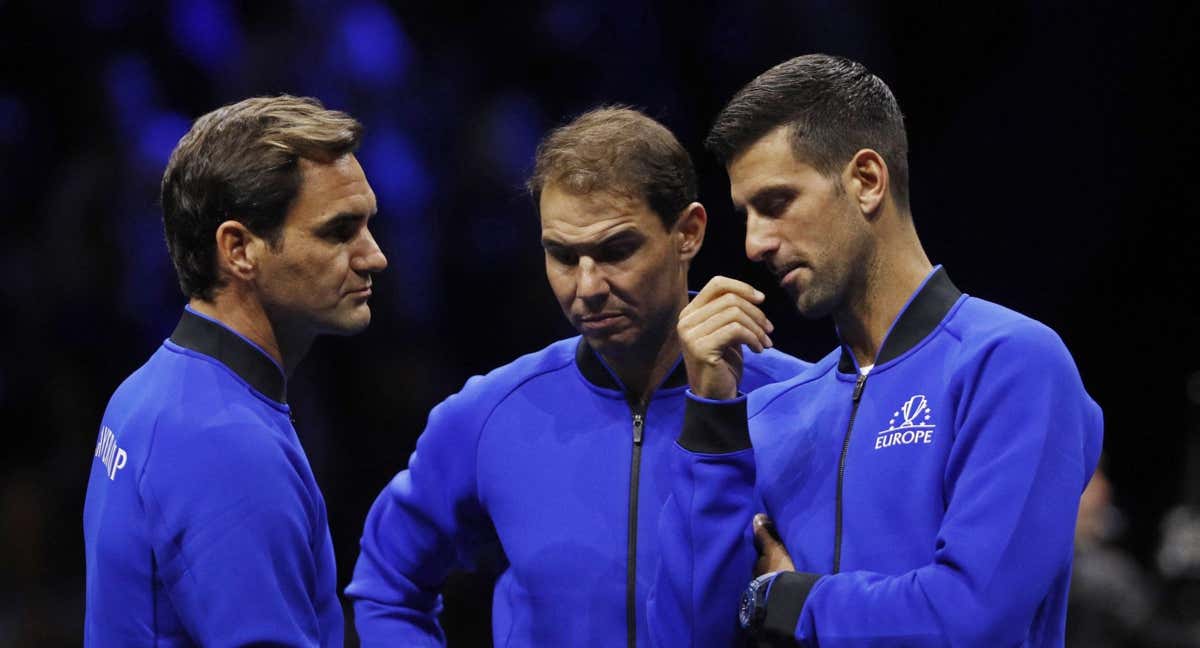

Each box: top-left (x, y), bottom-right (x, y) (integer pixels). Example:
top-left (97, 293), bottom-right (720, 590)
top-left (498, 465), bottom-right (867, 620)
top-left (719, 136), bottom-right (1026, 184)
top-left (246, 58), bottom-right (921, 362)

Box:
top-left (541, 228), bottom-right (643, 249)
top-left (315, 211), bottom-right (369, 233)
top-left (322, 211), bottom-right (369, 224)
top-left (748, 184), bottom-right (797, 205)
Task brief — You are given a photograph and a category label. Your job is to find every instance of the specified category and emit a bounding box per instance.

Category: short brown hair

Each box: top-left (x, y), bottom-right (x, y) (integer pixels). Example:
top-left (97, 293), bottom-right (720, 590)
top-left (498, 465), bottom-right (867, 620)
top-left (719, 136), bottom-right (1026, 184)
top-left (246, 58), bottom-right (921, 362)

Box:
top-left (526, 106), bottom-right (697, 229)
top-left (161, 95), bottom-right (364, 300)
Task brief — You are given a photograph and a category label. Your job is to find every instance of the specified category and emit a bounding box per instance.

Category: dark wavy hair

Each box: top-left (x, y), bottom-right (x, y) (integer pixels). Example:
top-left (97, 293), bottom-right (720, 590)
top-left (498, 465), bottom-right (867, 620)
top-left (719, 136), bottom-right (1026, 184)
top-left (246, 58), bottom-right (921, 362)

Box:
top-left (160, 95), bottom-right (363, 300)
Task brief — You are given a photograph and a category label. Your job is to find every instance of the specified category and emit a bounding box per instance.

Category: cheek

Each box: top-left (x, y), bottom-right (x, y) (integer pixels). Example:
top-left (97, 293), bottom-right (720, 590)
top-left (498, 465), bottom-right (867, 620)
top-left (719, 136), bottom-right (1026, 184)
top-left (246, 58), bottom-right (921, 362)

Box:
top-left (283, 249), bottom-right (351, 294)
top-left (626, 250), bottom-right (679, 301)
top-left (544, 267), bottom-right (575, 305)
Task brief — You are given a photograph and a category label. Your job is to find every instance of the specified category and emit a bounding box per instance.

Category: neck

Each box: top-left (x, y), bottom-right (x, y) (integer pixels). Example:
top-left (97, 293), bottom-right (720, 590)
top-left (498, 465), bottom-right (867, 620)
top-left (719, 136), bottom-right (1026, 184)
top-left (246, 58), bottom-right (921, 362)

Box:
top-left (833, 216), bottom-right (932, 366)
top-left (603, 328), bottom-right (682, 405)
top-left (596, 292), bottom-right (688, 405)
top-left (188, 288), bottom-right (313, 376)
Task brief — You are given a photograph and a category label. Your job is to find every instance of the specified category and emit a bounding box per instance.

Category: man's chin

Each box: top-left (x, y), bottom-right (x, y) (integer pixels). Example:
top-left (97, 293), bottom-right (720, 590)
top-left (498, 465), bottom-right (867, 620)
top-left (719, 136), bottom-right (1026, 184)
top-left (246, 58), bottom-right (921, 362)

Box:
top-left (791, 288), bottom-right (835, 320)
top-left (320, 309), bottom-right (372, 336)
top-left (580, 327), bottom-right (640, 354)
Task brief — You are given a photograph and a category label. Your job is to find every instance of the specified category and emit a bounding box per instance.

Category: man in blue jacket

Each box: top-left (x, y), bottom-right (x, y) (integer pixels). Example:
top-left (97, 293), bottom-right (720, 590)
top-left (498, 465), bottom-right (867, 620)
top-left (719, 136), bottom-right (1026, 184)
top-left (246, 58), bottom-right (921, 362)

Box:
top-left (83, 96), bottom-right (388, 646)
top-left (649, 55), bottom-right (1103, 646)
top-left (346, 107), bottom-right (807, 646)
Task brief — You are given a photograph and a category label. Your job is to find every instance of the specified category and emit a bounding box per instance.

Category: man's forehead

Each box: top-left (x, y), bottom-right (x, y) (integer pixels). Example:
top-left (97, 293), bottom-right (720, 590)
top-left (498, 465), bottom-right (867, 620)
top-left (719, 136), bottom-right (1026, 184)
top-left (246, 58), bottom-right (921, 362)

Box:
top-left (297, 153), bottom-right (377, 214)
top-left (540, 213), bottom-right (644, 245)
top-left (539, 186), bottom-right (655, 241)
top-left (728, 132), bottom-right (820, 201)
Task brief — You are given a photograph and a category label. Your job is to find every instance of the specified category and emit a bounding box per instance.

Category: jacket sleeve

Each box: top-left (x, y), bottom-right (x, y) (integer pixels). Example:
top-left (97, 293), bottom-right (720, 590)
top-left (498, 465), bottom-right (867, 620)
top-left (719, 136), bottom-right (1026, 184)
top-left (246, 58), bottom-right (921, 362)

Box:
top-left (647, 349), bottom-right (812, 646)
top-left (346, 379), bottom-right (496, 647)
top-left (139, 415), bottom-right (337, 647)
top-left (647, 392), bottom-right (759, 648)
top-left (769, 325), bottom-right (1104, 646)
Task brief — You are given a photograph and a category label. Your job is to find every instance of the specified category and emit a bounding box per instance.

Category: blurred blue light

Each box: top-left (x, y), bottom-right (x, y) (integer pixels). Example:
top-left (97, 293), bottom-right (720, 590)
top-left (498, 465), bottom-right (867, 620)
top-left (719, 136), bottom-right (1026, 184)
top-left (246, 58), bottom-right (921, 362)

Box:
top-left (359, 125), bottom-right (431, 212)
top-left (119, 209), bottom-right (175, 322)
top-left (138, 112), bottom-right (191, 169)
top-left (482, 93), bottom-right (543, 185)
top-left (337, 2), bottom-right (412, 87)
top-left (104, 55), bottom-right (158, 132)
top-left (298, 75), bottom-right (349, 114)
top-left (0, 95), bottom-right (28, 144)
top-left (169, 0), bottom-right (243, 73)
top-left (357, 124), bottom-right (436, 321)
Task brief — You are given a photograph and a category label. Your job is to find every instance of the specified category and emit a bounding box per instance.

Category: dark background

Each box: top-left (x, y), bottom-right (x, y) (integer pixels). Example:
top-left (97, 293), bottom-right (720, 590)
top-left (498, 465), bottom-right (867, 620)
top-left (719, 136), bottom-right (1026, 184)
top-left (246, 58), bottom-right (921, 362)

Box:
top-left (1, 0), bottom-right (1197, 645)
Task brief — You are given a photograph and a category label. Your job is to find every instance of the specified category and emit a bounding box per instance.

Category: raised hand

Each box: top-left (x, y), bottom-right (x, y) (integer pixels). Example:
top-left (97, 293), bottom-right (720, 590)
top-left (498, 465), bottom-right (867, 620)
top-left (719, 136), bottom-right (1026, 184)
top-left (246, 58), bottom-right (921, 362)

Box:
top-left (677, 276), bottom-right (774, 400)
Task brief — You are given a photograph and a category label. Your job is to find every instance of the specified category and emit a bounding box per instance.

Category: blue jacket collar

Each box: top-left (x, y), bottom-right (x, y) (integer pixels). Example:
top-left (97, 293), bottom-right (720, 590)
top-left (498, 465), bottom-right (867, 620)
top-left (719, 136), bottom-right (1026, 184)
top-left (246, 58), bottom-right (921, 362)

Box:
top-left (575, 338), bottom-right (689, 399)
top-left (171, 307), bottom-right (288, 403)
top-left (837, 266), bottom-right (962, 374)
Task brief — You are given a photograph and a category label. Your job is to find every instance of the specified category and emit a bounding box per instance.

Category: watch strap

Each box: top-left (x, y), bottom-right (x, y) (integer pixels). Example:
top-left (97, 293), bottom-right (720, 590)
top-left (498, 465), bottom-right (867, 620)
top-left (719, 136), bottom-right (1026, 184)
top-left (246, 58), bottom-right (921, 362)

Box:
top-left (758, 571), bottom-right (823, 646)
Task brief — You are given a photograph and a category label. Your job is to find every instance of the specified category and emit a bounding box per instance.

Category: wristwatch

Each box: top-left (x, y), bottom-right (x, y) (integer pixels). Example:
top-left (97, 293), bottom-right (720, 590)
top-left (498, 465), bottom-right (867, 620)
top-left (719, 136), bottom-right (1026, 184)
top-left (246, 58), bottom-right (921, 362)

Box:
top-left (738, 571), bottom-right (780, 633)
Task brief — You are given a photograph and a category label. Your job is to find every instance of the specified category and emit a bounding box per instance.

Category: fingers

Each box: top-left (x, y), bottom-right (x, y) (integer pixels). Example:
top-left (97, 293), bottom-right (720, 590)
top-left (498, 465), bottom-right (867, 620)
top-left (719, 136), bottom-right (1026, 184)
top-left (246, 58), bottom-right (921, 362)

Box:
top-left (752, 514), bottom-right (783, 553)
top-left (687, 276), bottom-right (764, 312)
top-left (680, 292), bottom-right (774, 352)
top-left (678, 276), bottom-right (774, 399)
top-left (752, 513), bottom-right (796, 576)
top-left (681, 278), bottom-right (774, 350)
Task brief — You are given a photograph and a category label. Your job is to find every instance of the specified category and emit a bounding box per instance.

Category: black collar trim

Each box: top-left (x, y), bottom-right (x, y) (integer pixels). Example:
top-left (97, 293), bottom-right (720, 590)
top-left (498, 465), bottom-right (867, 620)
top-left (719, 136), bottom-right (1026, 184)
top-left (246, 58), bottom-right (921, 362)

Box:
top-left (837, 267), bottom-right (962, 373)
top-left (170, 308), bottom-right (288, 403)
top-left (574, 338), bottom-right (689, 397)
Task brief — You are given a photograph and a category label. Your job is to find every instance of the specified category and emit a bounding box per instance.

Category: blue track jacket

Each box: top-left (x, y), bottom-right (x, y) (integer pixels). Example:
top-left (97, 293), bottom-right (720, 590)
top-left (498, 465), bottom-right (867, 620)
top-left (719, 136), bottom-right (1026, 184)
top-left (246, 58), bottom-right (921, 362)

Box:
top-left (83, 307), bottom-right (343, 646)
top-left (649, 267), bottom-right (1103, 647)
top-left (347, 336), bottom-right (807, 646)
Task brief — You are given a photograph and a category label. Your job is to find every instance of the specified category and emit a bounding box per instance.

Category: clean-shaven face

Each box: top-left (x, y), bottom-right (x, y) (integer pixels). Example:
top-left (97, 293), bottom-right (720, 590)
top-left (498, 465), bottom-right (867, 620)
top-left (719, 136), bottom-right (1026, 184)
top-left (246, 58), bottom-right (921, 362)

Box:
top-left (256, 153), bottom-right (388, 336)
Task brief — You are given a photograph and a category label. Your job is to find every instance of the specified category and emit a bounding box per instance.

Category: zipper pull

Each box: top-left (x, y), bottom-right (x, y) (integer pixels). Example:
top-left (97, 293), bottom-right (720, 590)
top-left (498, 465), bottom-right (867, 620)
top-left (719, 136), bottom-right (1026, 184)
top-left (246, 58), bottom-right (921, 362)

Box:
top-left (632, 413), bottom-right (644, 445)
top-left (852, 374), bottom-right (867, 402)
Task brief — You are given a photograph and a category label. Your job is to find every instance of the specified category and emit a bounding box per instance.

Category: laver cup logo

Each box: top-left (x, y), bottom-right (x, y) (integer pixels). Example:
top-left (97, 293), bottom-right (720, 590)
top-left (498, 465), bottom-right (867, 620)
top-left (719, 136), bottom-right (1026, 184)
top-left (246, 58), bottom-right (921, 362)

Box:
top-left (94, 425), bottom-right (128, 481)
top-left (875, 394), bottom-right (935, 450)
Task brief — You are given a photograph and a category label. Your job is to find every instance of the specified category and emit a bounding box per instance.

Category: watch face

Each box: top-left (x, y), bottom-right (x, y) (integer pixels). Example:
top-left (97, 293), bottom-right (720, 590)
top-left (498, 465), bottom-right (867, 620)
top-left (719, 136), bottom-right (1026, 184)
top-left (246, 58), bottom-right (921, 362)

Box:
top-left (738, 581), bottom-right (756, 629)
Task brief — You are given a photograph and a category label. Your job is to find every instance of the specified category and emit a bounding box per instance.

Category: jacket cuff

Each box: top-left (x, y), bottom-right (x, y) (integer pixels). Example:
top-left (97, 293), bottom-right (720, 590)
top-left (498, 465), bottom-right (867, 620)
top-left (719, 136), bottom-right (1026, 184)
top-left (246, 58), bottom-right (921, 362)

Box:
top-left (679, 390), bottom-right (749, 453)
top-left (760, 571), bottom-right (821, 646)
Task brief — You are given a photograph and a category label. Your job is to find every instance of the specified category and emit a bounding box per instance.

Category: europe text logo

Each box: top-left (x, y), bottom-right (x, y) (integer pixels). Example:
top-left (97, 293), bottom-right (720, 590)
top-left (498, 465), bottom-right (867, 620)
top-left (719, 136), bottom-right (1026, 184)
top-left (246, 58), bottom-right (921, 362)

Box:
top-left (94, 426), bottom-right (127, 481)
top-left (875, 394), bottom-right (935, 450)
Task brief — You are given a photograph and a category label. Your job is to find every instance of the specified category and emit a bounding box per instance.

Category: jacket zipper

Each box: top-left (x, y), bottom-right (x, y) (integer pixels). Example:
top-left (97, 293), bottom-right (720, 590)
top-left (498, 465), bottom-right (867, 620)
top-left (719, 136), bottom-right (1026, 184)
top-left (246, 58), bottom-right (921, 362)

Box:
top-left (833, 373), bottom-right (867, 573)
top-left (626, 407), bottom-right (645, 648)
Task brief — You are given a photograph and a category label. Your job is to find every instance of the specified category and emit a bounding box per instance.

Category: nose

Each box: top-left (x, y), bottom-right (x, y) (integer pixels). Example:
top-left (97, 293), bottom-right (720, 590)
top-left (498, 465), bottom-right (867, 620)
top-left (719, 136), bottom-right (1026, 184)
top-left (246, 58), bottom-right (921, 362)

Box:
top-left (575, 256), bottom-right (609, 306)
top-left (351, 228), bottom-right (388, 274)
top-left (744, 213), bottom-right (778, 263)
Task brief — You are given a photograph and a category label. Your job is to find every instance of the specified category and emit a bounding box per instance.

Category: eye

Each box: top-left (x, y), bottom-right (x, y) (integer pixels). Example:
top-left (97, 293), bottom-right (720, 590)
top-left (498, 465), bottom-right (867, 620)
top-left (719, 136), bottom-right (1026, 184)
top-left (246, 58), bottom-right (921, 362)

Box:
top-left (547, 248), bottom-right (578, 265)
top-left (596, 241), bottom-right (638, 263)
top-left (752, 189), bottom-right (797, 219)
top-left (760, 197), bottom-right (790, 218)
top-left (321, 218), bottom-right (361, 242)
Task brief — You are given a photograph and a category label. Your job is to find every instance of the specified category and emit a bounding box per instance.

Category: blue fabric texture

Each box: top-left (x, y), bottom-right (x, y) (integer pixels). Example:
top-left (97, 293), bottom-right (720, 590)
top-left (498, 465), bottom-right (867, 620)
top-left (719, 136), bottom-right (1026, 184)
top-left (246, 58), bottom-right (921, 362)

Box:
top-left (346, 336), bottom-right (807, 646)
top-left (83, 310), bottom-right (343, 647)
top-left (649, 268), bottom-right (1103, 647)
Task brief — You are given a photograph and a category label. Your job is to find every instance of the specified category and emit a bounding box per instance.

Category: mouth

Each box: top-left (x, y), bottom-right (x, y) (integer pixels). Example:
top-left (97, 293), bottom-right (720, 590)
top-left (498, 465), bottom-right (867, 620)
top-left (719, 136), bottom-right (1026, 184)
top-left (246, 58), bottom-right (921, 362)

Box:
top-left (577, 312), bottom-right (629, 334)
top-left (772, 262), bottom-right (808, 288)
top-left (346, 285), bottom-right (373, 298)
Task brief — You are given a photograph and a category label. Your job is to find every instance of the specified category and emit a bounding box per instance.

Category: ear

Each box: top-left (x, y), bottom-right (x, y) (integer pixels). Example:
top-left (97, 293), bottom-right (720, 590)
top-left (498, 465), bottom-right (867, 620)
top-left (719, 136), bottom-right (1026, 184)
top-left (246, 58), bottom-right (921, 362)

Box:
top-left (844, 149), bottom-right (888, 216)
top-left (674, 202), bottom-right (707, 262)
top-left (214, 220), bottom-right (267, 283)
